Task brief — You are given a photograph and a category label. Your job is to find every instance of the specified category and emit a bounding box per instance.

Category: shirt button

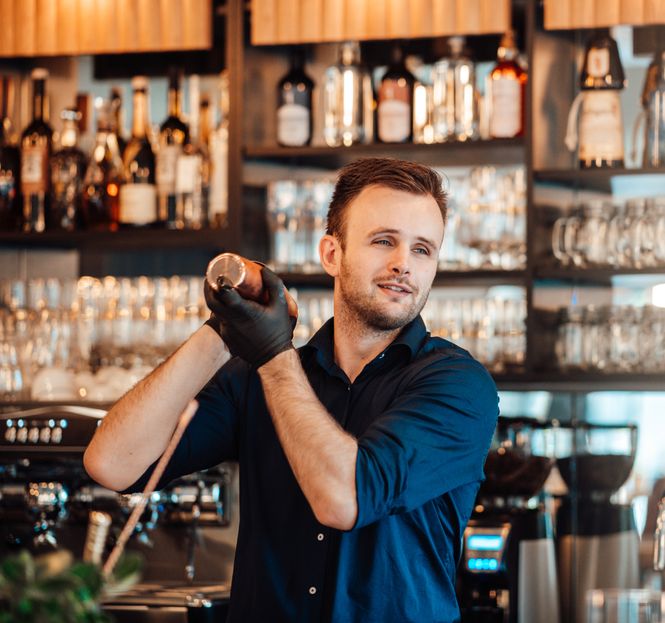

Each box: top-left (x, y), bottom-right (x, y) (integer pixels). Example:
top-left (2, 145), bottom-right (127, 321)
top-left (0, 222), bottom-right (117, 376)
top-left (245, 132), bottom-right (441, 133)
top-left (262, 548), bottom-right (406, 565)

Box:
top-left (317, 533), bottom-right (324, 541)
top-left (308, 586), bottom-right (317, 595)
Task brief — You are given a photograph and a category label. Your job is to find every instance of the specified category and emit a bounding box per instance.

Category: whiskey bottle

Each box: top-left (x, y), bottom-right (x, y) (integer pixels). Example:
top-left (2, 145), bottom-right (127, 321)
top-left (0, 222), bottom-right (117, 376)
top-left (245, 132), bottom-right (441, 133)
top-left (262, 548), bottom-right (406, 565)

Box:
top-left (0, 75), bottom-right (20, 231)
top-left (276, 50), bottom-right (314, 147)
top-left (21, 68), bottom-right (53, 232)
top-left (377, 44), bottom-right (415, 143)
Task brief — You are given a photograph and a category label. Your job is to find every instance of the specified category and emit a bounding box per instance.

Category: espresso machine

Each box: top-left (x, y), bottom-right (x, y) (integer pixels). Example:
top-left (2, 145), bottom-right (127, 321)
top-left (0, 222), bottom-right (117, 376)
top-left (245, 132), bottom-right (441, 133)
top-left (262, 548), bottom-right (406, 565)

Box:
top-left (0, 405), bottom-right (235, 622)
top-left (457, 416), bottom-right (560, 623)
top-left (555, 421), bottom-right (639, 623)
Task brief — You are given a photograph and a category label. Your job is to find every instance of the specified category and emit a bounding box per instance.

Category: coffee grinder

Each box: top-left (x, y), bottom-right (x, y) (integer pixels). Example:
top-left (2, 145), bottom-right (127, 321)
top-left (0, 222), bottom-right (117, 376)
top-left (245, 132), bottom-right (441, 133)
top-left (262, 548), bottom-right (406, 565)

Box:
top-left (555, 422), bottom-right (639, 623)
top-left (457, 416), bottom-right (560, 623)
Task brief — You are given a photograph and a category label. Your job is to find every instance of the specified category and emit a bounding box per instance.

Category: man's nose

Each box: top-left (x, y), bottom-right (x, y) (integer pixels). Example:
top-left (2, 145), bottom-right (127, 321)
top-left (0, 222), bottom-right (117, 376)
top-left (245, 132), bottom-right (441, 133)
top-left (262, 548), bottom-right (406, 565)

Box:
top-left (388, 245), bottom-right (411, 275)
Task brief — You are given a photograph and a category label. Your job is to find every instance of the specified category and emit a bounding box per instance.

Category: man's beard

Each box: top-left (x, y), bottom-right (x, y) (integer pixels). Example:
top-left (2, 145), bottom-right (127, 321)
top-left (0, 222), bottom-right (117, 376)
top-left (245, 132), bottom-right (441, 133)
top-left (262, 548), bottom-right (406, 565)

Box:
top-left (338, 256), bottom-right (430, 332)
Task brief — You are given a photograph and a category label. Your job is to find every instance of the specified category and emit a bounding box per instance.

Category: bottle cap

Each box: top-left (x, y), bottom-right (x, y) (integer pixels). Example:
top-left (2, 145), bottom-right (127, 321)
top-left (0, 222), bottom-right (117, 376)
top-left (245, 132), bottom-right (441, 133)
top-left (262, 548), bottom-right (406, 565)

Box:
top-left (131, 76), bottom-right (149, 91)
top-left (31, 68), bottom-right (49, 80)
top-left (206, 253), bottom-right (247, 291)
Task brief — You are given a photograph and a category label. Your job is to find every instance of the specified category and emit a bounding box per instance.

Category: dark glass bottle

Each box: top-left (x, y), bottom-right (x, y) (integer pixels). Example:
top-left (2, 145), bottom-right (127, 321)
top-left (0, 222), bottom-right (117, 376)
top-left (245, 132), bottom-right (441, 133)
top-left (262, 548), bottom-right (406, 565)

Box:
top-left (50, 109), bottom-right (87, 231)
top-left (118, 76), bottom-right (157, 227)
top-left (21, 68), bottom-right (53, 233)
top-left (82, 100), bottom-right (124, 230)
top-left (377, 44), bottom-right (415, 143)
top-left (0, 75), bottom-right (20, 231)
top-left (110, 87), bottom-right (127, 155)
top-left (157, 68), bottom-right (189, 228)
top-left (276, 50), bottom-right (314, 147)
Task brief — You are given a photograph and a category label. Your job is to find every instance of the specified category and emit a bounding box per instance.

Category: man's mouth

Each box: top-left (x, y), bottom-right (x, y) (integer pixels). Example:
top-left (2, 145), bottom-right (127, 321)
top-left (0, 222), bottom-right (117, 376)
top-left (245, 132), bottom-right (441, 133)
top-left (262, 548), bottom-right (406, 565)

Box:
top-left (377, 282), bottom-right (413, 295)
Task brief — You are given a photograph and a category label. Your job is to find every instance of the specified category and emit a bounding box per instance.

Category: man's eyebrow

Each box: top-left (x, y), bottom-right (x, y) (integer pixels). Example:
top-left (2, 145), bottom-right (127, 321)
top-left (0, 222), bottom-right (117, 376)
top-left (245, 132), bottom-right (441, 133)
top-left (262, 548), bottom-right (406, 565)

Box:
top-left (367, 228), bottom-right (438, 249)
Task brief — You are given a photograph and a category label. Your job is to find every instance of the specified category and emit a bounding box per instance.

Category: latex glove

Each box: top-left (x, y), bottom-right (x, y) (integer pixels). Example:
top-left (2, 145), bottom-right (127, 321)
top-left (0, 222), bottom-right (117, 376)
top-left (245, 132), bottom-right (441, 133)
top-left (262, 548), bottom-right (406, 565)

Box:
top-left (203, 266), bottom-right (294, 368)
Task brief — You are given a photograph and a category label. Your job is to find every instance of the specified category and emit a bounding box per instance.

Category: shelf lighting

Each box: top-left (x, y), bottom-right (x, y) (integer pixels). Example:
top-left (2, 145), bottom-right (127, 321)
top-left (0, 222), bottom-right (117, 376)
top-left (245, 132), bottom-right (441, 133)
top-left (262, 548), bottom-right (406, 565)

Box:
top-left (652, 284), bottom-right (665, 308)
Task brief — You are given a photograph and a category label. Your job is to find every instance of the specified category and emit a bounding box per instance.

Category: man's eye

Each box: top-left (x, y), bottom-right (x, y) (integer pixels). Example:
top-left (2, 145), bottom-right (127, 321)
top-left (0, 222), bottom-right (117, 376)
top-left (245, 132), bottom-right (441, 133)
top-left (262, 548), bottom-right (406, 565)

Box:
top-left (374, 239), bottom-right (392, 246)
top-left (414, 247), bottom-right (430, 255)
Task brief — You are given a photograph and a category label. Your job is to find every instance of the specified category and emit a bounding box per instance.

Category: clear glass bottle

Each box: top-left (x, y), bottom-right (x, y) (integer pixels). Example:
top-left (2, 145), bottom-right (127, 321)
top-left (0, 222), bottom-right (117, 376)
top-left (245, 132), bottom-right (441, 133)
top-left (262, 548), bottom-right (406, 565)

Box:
top-left (118, 76), bottom-right (157, 227)
top-left (82, 99), bottom-right (124, 230)
top-left (323, 42), bottom-right (374, 147)
top-left (175, 75), bottom-right (207, 229)
top-left (488, 31), bottom-right (527, 139)
top-left (377, 43), bottom-right (415, 144)
top-left (645, 50), bottom-right (665, 168)
top-left (432, 36), bottom-right (478, 142)
top-left (209, 71), bottom-right (229, 228)
top-left (157, 68), bottom-right (189, 228)
top-left (276, 49), bottom-right (314, 147)
top-left (50, 109), bottom-right (87, 231)
top-left (0, 75), bottom-right (20, 231)
top-left (21, 68), bottom-right (53, 233)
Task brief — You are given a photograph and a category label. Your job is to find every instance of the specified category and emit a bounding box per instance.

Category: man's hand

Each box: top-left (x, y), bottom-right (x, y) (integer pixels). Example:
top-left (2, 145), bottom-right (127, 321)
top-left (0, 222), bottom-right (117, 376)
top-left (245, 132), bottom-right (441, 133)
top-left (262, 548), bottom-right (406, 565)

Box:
top-left (203, 266), bottom-right (294, 368)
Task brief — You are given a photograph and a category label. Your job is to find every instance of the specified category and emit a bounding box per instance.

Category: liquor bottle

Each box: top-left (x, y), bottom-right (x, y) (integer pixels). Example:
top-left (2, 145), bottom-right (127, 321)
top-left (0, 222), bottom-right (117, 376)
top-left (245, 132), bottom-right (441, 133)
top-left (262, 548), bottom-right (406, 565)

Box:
top-left (157, 68), bottom-right (189, 228)
top-left (565, 31), bottom-right (626, 169)
top-left (209, 71), bottom-right (229, 228)
top-left (174, 75), bottom-right (207, 229)
top-left (323, 42), bottom-right (374, 147)
top-left (377, 43), bottom-right (415, 143)
top-left (110, 87), bottom-right (127, 155)
top-left (432, 36), bottom-right (479, 142)
top-left (50, 109), bottom-right (87, 231)
top-left (82, 99), bottom-right (124, 230)
top-left (118, 76), bottom-right (157, 227)
top-left (21, 68), bottom-right (53, 232)
top-left (488, 31), bottom-right (527, 139)
top-left (0, 75), bottom-right (20, 231)
top-left (276, 50), bottom-right (314, 147)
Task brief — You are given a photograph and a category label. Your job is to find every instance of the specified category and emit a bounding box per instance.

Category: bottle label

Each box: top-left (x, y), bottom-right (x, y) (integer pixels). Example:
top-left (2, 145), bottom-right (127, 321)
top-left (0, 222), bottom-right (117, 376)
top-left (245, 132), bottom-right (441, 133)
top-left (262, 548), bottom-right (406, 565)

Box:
top-left (156, 145), bottom-right (180, 194)
top-left (119, 183), bottom-right (157, 225)
top-left (587, 48), bottom-right (610, 79)
top-left (378, 99), bottom-right (411, 142)
top-left (277, 104), bottom-right (311, 146)
top-left (175, 154), bottom-right (202, 193)
top-left (21, 145), bottom-right (48, 193)
top-left (490, 77), bottom-right (521, 138)
top-left (578, 91), bottom-right (624, 162)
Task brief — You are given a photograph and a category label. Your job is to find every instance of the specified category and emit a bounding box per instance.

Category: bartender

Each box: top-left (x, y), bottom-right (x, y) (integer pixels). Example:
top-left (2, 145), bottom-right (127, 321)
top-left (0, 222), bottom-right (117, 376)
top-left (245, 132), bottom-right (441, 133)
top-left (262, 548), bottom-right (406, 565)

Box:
top-left (84, 157), bottom-right (499, 623)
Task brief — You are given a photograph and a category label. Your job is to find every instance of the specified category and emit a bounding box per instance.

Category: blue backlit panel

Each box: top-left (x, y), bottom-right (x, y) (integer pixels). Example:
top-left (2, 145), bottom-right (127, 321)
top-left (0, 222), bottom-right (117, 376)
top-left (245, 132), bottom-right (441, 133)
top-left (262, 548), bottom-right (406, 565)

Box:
top-left (467, 534), bottom-right (504, 551)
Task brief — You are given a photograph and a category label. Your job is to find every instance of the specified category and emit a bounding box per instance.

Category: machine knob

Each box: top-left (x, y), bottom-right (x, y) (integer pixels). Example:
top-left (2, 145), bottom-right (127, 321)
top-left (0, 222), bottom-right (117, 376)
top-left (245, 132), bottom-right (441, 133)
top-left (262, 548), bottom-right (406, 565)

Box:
top-left (16, 427), bottom-right (28, 443)
top-left (4, 427), bottom-right (16, 443)
top-left (28, 428), bottom-right (40, 443)
top-left (39, 427), bottom-right (51, 443)
top-left (51, 427), bottom-right (63, 444)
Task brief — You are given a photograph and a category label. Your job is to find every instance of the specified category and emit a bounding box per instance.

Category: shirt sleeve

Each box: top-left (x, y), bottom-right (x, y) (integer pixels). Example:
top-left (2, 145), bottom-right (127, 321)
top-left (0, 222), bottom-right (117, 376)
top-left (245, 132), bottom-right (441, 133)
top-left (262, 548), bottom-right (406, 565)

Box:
top-left (353, 354), bottom-right (499, 529)
top-left (120, 357), bottom-right (245, 494)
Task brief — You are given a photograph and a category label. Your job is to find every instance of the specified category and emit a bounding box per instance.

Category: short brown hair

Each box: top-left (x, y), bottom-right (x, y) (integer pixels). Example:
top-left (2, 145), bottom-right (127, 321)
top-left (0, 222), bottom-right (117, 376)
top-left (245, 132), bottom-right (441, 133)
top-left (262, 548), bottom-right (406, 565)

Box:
top-left (326, 157), bottom-right (447, 246)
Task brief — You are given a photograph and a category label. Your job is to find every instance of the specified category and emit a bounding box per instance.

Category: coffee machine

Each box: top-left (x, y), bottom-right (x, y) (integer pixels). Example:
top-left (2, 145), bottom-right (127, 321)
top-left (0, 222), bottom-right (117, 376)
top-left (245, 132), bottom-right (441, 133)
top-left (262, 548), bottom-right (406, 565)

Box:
top-left (555, 421), bottom-right (639, 623)
top-left (0, 405), bottom-right (236, 622)
top-left (457, 416), bottom-right (560, 623)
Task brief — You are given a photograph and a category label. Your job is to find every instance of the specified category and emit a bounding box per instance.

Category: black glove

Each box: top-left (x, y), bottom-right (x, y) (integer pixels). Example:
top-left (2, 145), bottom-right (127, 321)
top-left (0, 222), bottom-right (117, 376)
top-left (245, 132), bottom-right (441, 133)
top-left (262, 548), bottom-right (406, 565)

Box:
top-left (204, 266), bottom-right (295, 368)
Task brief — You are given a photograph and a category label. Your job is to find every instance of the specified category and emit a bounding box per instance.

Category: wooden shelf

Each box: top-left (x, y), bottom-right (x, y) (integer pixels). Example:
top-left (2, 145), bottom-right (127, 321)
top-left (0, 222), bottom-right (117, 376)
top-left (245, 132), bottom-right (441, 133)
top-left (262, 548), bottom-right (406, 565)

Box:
top-left (0, 228), bottom-right (233, 251)
top-left (496, 372), bottom-right (665, 393)
top-left (534, 167), bottom-right (665, 191)
top-left (244, 138), bottom-right (525, 169)
top-left (535, 267), bottom-right (665, 282)
top-left (280, 270), bottom-right (528, 288)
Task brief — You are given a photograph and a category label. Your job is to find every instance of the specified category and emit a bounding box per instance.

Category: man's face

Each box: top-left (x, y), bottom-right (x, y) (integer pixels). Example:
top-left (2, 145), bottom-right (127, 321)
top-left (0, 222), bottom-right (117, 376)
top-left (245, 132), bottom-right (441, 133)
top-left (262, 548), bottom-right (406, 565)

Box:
top-left (331, 185), bottom-right (444, 331)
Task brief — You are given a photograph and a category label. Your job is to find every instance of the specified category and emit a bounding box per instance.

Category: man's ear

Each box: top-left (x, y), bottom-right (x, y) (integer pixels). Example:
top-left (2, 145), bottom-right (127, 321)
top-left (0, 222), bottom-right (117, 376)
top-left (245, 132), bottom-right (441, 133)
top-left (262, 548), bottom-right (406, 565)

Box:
top-left (319, 234), bottom-right (341, 277)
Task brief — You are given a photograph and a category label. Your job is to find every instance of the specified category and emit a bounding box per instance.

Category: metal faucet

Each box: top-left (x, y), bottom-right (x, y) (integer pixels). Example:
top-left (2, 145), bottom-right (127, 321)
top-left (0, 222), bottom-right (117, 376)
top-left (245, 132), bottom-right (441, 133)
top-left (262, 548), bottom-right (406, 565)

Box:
top-left (654, 494), bottom-right (665, 571)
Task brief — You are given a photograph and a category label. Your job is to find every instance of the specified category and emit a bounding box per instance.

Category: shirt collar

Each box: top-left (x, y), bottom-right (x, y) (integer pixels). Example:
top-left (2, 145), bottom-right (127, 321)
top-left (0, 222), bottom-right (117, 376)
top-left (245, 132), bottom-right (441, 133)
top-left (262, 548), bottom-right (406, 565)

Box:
top-left (302, 315), bottom-right (428, 365)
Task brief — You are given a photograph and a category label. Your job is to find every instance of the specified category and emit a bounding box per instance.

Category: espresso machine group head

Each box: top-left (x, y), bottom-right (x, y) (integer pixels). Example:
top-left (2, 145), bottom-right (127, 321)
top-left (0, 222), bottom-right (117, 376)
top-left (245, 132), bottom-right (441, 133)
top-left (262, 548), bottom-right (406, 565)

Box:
top-left (457, 416), bottom-right (560, 623)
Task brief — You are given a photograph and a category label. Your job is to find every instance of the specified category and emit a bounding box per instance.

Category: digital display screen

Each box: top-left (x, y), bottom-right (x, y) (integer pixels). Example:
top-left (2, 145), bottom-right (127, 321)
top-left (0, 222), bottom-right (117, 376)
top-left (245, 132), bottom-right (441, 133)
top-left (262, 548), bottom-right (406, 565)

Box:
top-left (467, 534), bottom-right (503, 551)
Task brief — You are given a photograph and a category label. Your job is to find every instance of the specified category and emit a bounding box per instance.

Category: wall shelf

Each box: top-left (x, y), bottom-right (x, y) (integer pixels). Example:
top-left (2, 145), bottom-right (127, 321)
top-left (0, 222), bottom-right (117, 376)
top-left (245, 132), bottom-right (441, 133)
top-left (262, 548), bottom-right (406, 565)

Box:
top-left (244, 138), bottom-right (525, 169)
top-left (534, 167), bottom-right (665, 192)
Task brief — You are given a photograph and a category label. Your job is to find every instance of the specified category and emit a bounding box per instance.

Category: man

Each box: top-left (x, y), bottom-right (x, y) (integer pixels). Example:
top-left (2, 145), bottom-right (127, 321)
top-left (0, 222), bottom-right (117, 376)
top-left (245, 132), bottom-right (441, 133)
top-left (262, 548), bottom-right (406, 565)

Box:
top-left (84, 157), bottom-right (499, 623)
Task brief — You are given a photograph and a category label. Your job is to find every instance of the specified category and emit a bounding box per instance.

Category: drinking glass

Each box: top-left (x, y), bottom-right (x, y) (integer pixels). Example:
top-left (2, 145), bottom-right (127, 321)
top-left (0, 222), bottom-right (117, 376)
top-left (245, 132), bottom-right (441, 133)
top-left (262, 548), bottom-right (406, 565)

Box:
top-left (587, 589), bottom-right (665, 623)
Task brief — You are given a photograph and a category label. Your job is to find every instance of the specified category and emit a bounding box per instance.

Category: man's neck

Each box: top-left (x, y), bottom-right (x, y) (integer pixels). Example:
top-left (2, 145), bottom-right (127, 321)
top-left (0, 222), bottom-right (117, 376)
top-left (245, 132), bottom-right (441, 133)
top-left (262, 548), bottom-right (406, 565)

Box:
top-left (332, 303), bottom-right (401, 384)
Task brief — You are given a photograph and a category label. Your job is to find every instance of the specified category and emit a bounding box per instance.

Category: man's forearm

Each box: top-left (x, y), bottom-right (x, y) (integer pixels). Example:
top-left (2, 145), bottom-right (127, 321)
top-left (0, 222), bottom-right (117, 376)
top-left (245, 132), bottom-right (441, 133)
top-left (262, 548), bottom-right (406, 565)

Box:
top-left (258, 349), bottom-right (358, 530)
top-left (84, 325), bottom-right (230, 492)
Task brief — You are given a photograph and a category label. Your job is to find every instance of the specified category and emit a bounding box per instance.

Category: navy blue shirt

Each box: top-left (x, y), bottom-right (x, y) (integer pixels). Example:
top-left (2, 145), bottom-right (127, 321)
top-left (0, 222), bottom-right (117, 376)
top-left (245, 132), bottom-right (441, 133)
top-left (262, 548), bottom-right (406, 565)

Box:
top-left (127, 315), bottom-right (499, 622)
